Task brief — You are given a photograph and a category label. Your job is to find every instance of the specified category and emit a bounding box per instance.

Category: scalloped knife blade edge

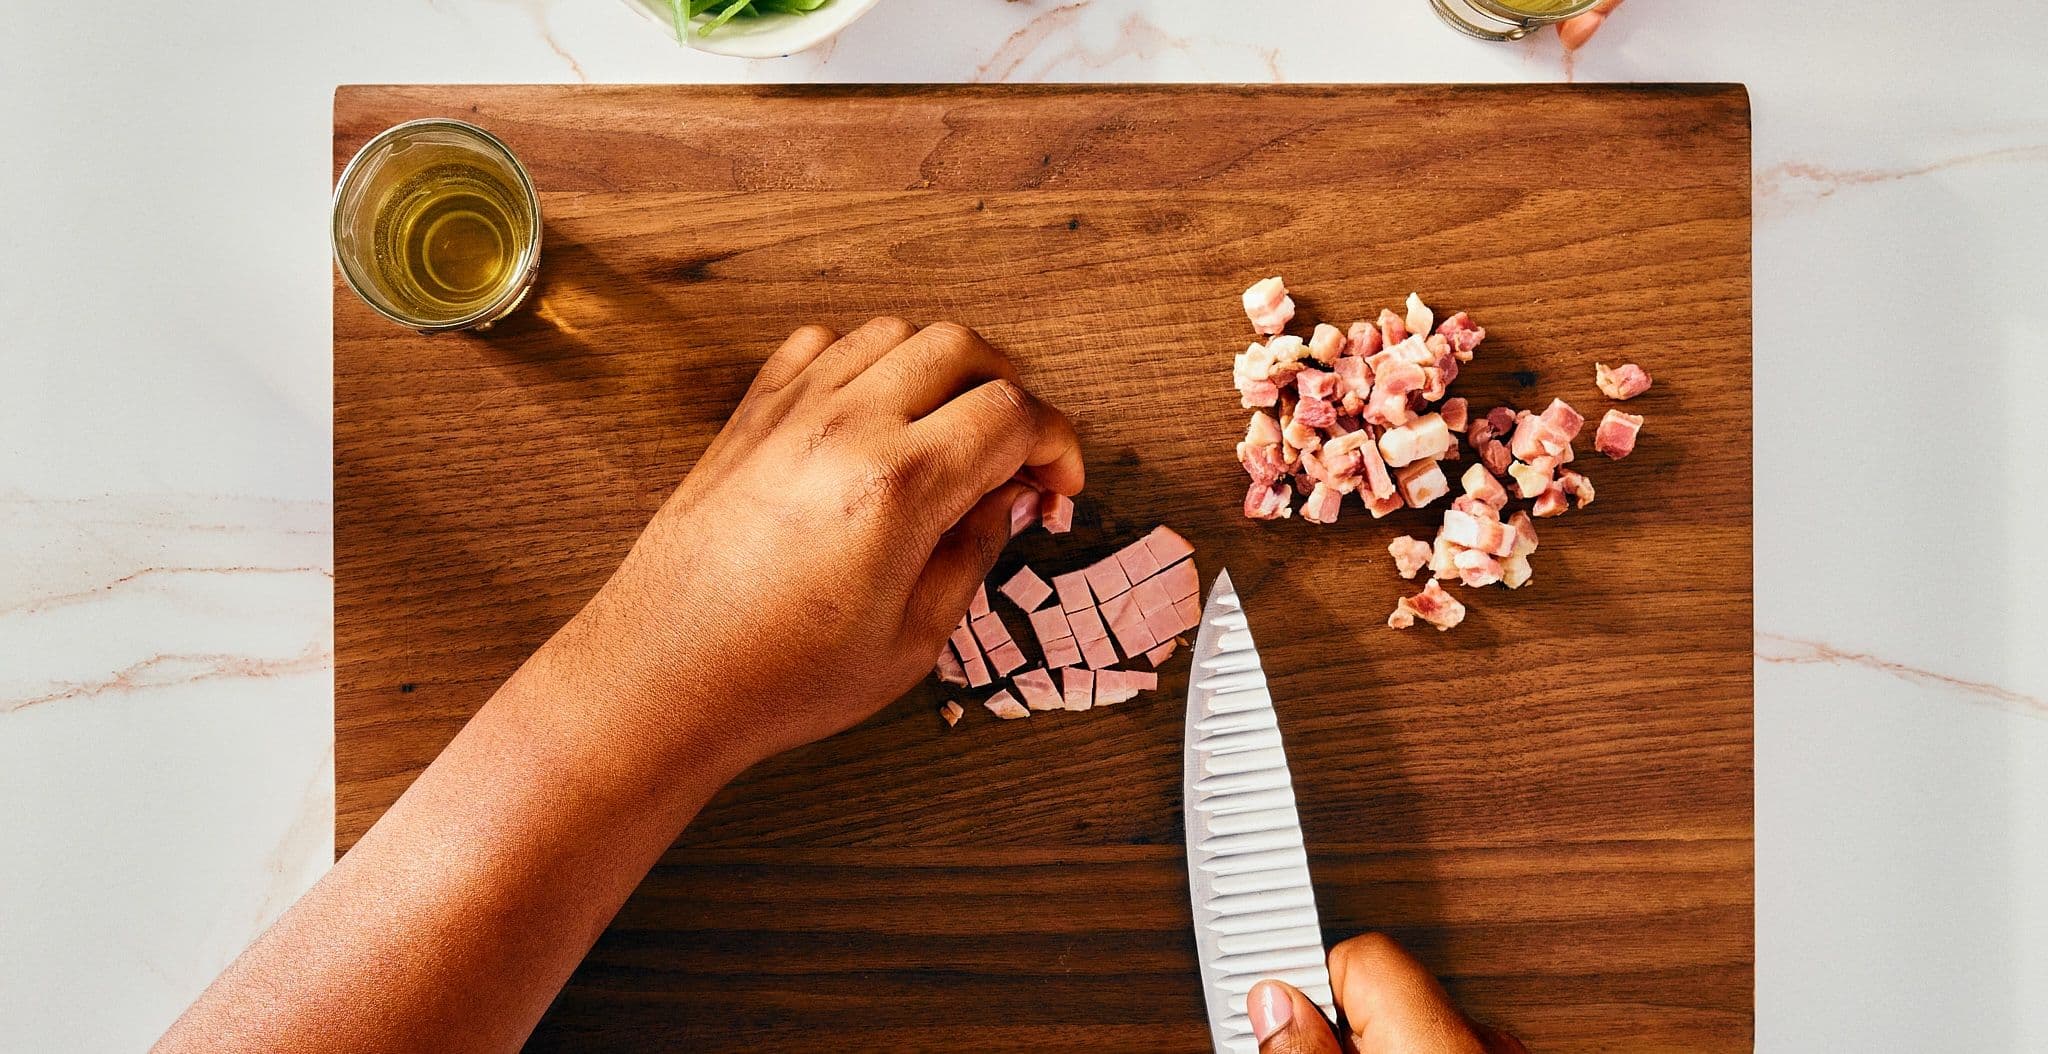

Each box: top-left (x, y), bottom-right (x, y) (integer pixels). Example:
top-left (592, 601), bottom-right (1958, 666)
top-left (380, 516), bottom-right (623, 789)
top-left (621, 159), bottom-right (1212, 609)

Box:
top-left (1184, 568), bottom-right (1334, 1053)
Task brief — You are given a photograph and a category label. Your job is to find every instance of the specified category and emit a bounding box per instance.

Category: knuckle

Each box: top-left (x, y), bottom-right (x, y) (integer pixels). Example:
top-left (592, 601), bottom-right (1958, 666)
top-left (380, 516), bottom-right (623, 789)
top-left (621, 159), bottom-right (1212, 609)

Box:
top-left (978, 378), bottom-right (1032, 419)
top-left (788, 323), bottom-right (837, 345)
top-left (920, 320), bottom-right (978, 348)
top-left (866, 316), bottom-right (918, 343)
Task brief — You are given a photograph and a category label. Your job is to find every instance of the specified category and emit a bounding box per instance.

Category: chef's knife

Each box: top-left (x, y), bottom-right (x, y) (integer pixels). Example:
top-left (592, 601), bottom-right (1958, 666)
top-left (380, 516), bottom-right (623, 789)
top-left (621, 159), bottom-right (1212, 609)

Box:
top-left (1184, 569), bottom-right (1334, 1053)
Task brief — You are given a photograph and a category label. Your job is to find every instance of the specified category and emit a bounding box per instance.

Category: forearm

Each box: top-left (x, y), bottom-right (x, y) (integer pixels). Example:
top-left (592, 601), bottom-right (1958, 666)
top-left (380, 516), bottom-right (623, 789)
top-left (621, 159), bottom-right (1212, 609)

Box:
top-left (155, 634), bottom-right (743, 1054)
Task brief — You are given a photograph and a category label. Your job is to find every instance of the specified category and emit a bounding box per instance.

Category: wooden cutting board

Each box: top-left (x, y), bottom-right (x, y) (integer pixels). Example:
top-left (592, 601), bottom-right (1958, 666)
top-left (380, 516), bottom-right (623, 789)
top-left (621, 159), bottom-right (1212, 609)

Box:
top-left (336, 85), bottom-right (1752, 1052)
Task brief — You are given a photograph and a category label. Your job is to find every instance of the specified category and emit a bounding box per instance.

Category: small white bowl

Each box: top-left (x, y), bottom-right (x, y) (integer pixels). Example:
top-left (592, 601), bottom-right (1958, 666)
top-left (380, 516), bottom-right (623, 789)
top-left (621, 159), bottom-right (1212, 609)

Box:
top-left (621, 0), bottom-right (883, 59)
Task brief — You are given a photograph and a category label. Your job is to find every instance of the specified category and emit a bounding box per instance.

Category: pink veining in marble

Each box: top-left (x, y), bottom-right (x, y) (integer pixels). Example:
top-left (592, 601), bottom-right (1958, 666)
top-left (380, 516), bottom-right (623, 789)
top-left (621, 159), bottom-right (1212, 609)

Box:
top-left (1758, 631), bottom-right (2045, 719)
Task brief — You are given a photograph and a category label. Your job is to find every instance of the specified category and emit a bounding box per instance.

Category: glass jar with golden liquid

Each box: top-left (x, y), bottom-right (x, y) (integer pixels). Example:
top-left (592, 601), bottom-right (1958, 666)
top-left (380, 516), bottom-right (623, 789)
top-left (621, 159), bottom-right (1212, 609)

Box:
top-left (332, 120), bottom-right (542, 333)
top-left (1432, 0), bottom-right (1602, 40)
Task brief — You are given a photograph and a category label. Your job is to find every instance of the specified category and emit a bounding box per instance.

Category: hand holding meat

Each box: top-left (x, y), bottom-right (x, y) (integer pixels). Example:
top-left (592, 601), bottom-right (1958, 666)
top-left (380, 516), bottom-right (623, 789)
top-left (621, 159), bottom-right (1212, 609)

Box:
top-left (536, 318), bottom-right (1084, 776)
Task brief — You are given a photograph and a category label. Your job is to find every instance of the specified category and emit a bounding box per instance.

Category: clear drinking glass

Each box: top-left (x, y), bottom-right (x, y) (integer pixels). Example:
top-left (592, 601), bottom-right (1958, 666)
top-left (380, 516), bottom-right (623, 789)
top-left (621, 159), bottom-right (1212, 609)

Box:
top-left (332, 119), bottom-right (543, 334)
top-left (1431, 0), bottom-right (1602, 41)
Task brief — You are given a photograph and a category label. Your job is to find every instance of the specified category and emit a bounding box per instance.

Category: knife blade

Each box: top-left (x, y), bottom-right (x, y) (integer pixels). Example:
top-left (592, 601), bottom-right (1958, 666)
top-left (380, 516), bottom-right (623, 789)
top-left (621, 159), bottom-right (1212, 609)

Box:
top-left (1184, 569), bottom-right (1334, 1053)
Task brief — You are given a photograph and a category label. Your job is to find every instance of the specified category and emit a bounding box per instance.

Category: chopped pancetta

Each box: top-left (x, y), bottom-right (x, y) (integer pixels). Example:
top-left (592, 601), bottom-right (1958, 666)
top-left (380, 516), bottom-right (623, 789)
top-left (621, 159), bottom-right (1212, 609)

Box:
top-left (1436, 312), bottom-right (1486, 361)
top-left (1389, 536), bottom-right (1432, 579)
top-left (1460, 463), bottom-right (1509, 510)
top-left (1307, 323), bottom-right (1346, 365)
top-left (1301, 481), bottom-right (1344, 524)
top-left (1595, 361), bottom-right (1652, 401)
top-left (1388, 578), bottom-right (1466, 631)
top-left (1595, 409), bottom-right (1643, 459)
top-left (1378, 413), bottom-right (1452, 468)
top-left (1439, 397), bottom-right (1468, 433)
top-left (1531, 480), bottom-right (1570, 518)
top-left (1558, 469), bottom-right (1595, 508)
top-left (1244, 481), bottom-right (1293, 520)
top-left (1394, 459), bottom-right (1449, 507)
top-left (1404, 293), bottom-right (1434, 340)
top-left (1242, 276), bottom-right (1295, 335)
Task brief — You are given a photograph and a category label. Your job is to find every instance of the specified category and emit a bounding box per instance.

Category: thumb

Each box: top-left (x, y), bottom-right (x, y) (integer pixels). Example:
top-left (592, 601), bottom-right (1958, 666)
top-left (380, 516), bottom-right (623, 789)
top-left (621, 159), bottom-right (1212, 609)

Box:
top-left (902, 480), bottom-right (1034, 640)
top-left (1249, 980), bottom-right (1343, 1054)
top-left (1329, 933), bottom-right (1522, 1054)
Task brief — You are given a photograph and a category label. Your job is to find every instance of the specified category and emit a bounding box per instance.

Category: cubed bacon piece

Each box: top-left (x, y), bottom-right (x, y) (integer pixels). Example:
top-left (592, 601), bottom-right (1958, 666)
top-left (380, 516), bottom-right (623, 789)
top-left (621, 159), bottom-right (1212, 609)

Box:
top-left (1039, 492), bottom-right (1075, 534)
top-left (1029, 605), bottom-right (1074, 644)
top-left (1307, 323), bottom-right (1346, 365)
top-left (1377, 307), bottom-right (1408, 347)
top-left (1080, 634), bottom-right (1119, 670)
top-left (1268, 334), bottom-right (1308, 365)
top-left (1281, 415), bottom-right (1322, 453)
top-left (1558, 468), bottom-right (1595, 508)
top-left (1539, 398), bottom-right (1585, 442)
top-left (1435, 311), bottom-right (1486, 361)
top-left (1242, 276), bottom-right (1294, 335)
top-left (1479, 439), bottom-right (1513, 477)
top-left (1013, 668), bottom-right (1064, 711)
top-left (1144, 525), bottom-right (1195, 566)
top-left (1394, 459), bottom-right (1449, 508)
top-left (1234, 343), bottom-right (1280, 407)
top-left (1062, 668), bottom-right (1095, 711)
top-left (1460, 463), bottom-right (1509, 510)
top-left (1296, 369), bottom-right (1340, 401)
top-left (986, 641), bottom-right (1028, 677)
top-left (940, 700), bottom-right (965, 727)
top-left (1507, 510), bottom-right (1538, 558)
top-left (1404, 293), bottom-right (1434, 341)
top-left (1429, 532), bottom-right (1464, 580)
top-left (1350, 433), bottom-right (1397, 500)
top-left (1595, 409), bottom-right (1643, 459)
top-left (1389, 578), bottom-right (1466, 632)
top-left (1501, 554), bottom-right (1533, 589)
top-left (1595, 361), bottom-right (1652, 401)
top-left (1244, 481), bottom-right (1293, 520)
top-left (1441, 508), bottom-right (1515, 558)
top-left (1068, 605), bottom-right (1108, 642)
top-left (1466, 415), bottom-right (1495, 446)
top-left (1172, 595), bottom-right (1203, 635)
top-left (1294, 395), bottom-right (1338, 430)
top-left (1053, 570), bottom-right (1093, 614)
top-left (1508, 413), bottom-right (1550, 462)
top-left (1486, 406), bottom-right (1517, 435)
top-left (1245, 409), bottom-right (1283, 449)
top-left (1332, 355), bottom-right (1371, 410)
top-left (1508, 458), bottom-right (1555, 500)
top-left (1237, 378), bottom-right (1279, 409)
top-left (1144, 639), bottom-right (1179, 667)
top-left (1300, 481), bottom-right (1344, 524)
top-left (1239, 439), bottom-right (1288, 488)
top-left (1363, 487), bottom-right (1405, 519)
top-left (1531, 480), bottom-right (1570, 518)
top-left (1369, 358), bottom-right (1427, 399)
top-left (1084, 556), bottom-right (1131, 602)
top-left (1132, 575), bottom-right (1176, 616)
top-left (1365, 389), bottom-right (1415, 429)
top-left (1345, 319), bottom-right (1382, 358)
top-left (1115, 537), bottom-right (1164, 584)
top-left (1439, 397), bottom-right (1469, 433)
top-left (983, 690), bottom-right (1030, 719)
top-left (935, 646), bottom-right (968, 687)
top-left (1000, 566), bottom-right (1053, 611)
top-left (1453, 548), bottom-right (1503, 587)
top-left (1041, 635), bottom-right (1084, 669)
top-left (1377, 413), bottom-right (1452, 468)
top-left (969, 585), bottom-right (991, 618)
top-left (1158, 558), bottom-right (1200, 602)
top-left (1450, 494), bottom-right (1489, 517)
top-left (1389, 536), bottom-right (1432, 579)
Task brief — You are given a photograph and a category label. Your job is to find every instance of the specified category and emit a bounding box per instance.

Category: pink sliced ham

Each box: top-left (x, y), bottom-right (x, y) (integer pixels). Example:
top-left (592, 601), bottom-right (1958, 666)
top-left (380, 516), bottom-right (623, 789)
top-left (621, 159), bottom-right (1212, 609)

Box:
top-left (1029, 605), bottom-right (1074, 644)
top-left (1595, 361), bottom-right (1652, 401)
top-left (1595, 409), bottom-right (1643, 459)
top-left (1053, 570), bottom-right (1093, 614)
top-left (1062, 668), bottom-right (1094, 711)
top-left (969, 585), bottom-right (991, 619)
top-left (1041, 636), bottom-right (1084, 669)
top-left (1040, 492), bottom-right (1075, 534)
top-left (935, 646), bottom-right (968, 687)
top-left (1243, 276), bottom-right (1294, 335)
top-left (1144, 639), bottom-right (1179, 667)
top-left (1083, 556), bottom-right (1131, 602)
top-left (1013, 668), bottom-right (1064, 711)
top-left (983, 691), bottom-right (1030, 719)
top-left (999, 566), bottom-right (1053, 612)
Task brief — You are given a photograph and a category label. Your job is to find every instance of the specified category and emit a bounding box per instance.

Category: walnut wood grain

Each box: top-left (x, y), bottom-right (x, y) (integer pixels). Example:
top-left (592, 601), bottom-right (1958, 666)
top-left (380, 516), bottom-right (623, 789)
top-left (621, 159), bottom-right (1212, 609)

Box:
top-left (336, 84), bottom-right (1752, 1052)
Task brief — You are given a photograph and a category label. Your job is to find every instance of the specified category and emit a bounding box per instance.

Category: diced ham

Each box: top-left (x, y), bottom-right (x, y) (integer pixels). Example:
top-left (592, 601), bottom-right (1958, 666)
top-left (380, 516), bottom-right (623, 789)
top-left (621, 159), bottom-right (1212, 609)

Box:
top-left (1307, 323), bottom-right (1346, 365)
top-left (1388, 578), bottom-right (1466, 631)
top-left (1531, 480), bottom-right (1570, 518)
top-left (1558, 468), bottom-right (1595, 508)
top-left (1132, 576), bottom-right (1176, 616)
top-left (935, 646), bottom-right (968, 687)
top-left (1389, 536), bottom-right (1432, 579)
top-left (1053, 570), bottom-right (1093, 614)
top-left (1143, 603), bottom-right (1183, 643)
top-left (1080, 634), bottom-right (1119, 670)
top-left (940, 700), bottom-right (965, 727)
top-left (1394, 459), bottom-right (1449, 508)
top-left (1115, 537), bottom-right (1164, 583)
top-left (1377, 308), bottom-right (1408, 347)
top-left (962, 651), bottom-right (991, 688)
top-left (1404, 293), bottom-right (1434, 340)
top-left (1040, 492), bottom-right (1075, 534)
top-left (1068, 605), bottom-right (1108, 642)
top-left (985, 641), bottom-right (1028, 677)
top-left (1242, 276), bottom-right (1294, 335)
top-left (1109, 612), bottom-right (1157, 658)
top-left (969, 585), bottom-right (990, 618)
top-left (1010, 493), bottom-right (1040, 537)
top-left (1029, 605), bottom-right (1074, 644)
top-left (1301, 481), bottom-right (1344, 524)
top-left (1144, 639), bottom-right (1179, 667)
top-left (1595, 361), bottom-right (1652, 401)
top-left (1435, 312), bottom-right (1485, 361)
top-left (1083, 556), bottom-right (1131, 602)
top-left (1144, 526), bottom-right (1195, 567)
top-left (1244, 481), bottom-right (1293, 520)
top-left (1345, 319), bottom-right (1382, 358)
top-left (1460, 463), bottom-right (1509, 510)
top-left (1595, 409), bottom-right (1643, 459)
top-left (1062, 668), bottom-right (1094, 711)
top-left (970, 611), bottom-right (1011, 652)
top-left (983, 690), bottom-right (1030, 719)
top-left (1172, 595), bottom-right (1203, 635)
top-left (1377, 413), bottom-right (1452, 468)
top-left (1000, 566), bottom-right (1053, 612)
top-left (1013, 668), bottom-right (1064, 711)
top-left (1440, 397), bottom-right (1468, 433)
top-left (1453, 548), bottom-right (1504, 588)
top-left (1041, 635), bottom-right (1084, 669)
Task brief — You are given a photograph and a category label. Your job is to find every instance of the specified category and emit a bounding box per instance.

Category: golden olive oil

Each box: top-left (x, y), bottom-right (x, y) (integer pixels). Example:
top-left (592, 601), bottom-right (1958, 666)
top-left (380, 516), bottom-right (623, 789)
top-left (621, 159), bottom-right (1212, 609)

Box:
top-left (1489, 0), bottom-right (1586, 12)
top-left (371, 162), bottom-right (530, 323)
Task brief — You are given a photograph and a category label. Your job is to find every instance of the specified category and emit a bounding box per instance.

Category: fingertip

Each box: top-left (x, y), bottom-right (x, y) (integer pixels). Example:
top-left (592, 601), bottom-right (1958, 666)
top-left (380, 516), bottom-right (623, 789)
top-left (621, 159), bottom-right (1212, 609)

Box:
top-left (1249, 981), bottom-right (1295, 1042)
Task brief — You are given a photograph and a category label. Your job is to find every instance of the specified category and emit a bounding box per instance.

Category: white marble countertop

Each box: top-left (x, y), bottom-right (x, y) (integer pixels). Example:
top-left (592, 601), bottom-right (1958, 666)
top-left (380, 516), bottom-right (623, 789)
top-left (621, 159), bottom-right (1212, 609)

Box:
top-left (4, 1), bottom-right (2044, 1049)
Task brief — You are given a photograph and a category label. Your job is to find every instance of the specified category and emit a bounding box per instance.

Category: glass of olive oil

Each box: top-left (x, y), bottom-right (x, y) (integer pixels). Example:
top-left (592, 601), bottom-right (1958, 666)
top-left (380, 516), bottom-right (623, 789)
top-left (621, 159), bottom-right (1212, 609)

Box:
top-left (1431, 0), bottom-right (1602, 40)
top-left (332, 119), bottom-right (541, 333)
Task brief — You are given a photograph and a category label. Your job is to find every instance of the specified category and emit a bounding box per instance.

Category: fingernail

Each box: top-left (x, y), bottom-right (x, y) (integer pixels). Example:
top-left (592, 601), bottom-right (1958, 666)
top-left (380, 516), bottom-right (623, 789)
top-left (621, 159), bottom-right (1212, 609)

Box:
top-left (1249, 981), bottom-right (1292, 1042)
top-left (1008, 489), bottom-right (1040, 537)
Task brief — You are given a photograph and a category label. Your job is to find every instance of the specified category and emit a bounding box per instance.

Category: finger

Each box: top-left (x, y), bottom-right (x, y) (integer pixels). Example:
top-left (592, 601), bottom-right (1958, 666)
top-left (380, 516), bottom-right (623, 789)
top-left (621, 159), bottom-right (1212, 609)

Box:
top-left (1558, 0), bottom-right (1622, 50)
top-left (907, 378), bottom-right (1086, 512)
top-left (1476, 1025), bottom-right (1529, 1054)
top-left (1328, 933), bottom-right (1489, 1054)
top-left (798, 316), bottom-right (920, 391)
top-left (900, 479), bottom-right (1035, 643)
top-left (845, 320), bottom-right (1022, 420)
top-left (748, 324), bottom-right (842, 399)
top-left (1249, 980), bottom-right (1345, 1054)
